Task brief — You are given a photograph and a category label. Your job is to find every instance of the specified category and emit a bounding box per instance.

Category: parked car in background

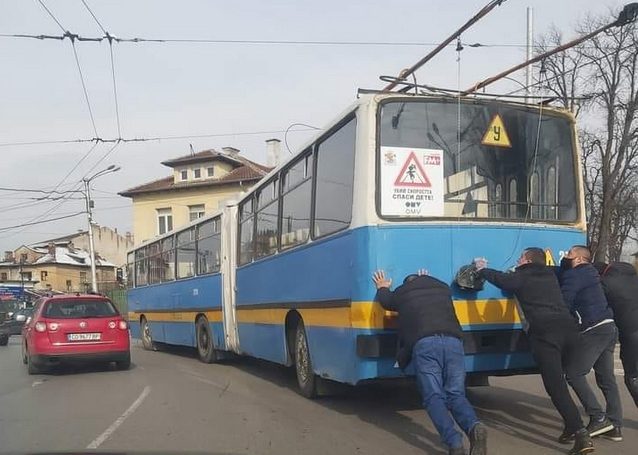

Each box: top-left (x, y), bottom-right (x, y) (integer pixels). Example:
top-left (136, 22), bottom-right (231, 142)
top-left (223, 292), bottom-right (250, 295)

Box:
top-left (10, 307), bottom-right (34, 335)
top-left (0, 299), bottom-right (21, 346)
top-left (22, 293), bottom-right (131, 374)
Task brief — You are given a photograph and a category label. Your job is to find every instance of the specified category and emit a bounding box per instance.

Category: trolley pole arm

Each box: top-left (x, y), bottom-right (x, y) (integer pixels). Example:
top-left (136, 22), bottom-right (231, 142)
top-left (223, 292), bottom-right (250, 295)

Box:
top-left (461, 3), bottom-right (638, 96)
top-left (382, 0), bottom-right (509, 92)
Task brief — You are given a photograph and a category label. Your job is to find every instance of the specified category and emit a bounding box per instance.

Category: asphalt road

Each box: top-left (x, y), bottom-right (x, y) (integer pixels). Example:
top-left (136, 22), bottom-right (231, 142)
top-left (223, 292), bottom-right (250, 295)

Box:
top-left (1, 335), bottom-right (637, 455)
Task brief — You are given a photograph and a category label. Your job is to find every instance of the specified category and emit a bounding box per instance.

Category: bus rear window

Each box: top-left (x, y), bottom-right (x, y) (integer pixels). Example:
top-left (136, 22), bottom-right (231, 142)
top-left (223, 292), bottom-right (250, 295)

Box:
top-left (378, 100), bottom-right (578, 222)
top-left (44, 300), bottom-right (118, 319)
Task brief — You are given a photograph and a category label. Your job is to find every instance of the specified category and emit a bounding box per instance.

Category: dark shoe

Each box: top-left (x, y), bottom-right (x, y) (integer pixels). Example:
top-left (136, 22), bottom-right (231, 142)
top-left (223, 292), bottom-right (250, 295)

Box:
top-left (587, 416), bottom-right (614, 437)
top-left (449, 448), bottom-right (466, 455)
top-left (601, 426), bottom-right (622, 442)
top-left (558, 429), bottom-right (575, 444)
top-left (569, 431), bottom-right (594, 455)
top-left (469, 422), bottom-right (487, 455)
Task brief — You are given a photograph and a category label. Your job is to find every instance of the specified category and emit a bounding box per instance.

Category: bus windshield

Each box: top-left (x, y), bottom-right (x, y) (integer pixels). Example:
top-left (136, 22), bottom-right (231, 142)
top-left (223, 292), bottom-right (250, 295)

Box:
top-left (378, 99), bottom-right (578, 222)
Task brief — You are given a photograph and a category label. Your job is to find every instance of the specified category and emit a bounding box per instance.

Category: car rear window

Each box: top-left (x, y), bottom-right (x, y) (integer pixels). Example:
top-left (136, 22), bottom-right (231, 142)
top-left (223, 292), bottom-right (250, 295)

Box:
top-left (43, 299), bottom-right (118, 319)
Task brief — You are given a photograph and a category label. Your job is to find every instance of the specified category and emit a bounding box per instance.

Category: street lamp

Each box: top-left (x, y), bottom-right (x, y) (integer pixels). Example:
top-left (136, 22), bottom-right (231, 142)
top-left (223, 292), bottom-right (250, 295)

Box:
top-left (83, 165), bottom-right (121, 293)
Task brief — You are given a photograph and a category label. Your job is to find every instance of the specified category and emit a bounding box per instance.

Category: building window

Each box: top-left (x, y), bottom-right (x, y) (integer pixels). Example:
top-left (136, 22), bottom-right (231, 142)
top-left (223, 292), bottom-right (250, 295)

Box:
top-left (66, 280), bottom-right (72, 291)
top-left (79, 271), bottom-right (87, 283)
top-left (180, 170), bottom-right (188, 181)
top-left (207, 167), bottom-right (214, 177)
top-left (189, 204), bottom-right (205, 222)
top-left (41, 271), bottom-right (48, 281)
top-left (20, 253), bottom-right (27, 263)
top-left (22, 272), bottom-right (32, 281)
top-left (193, 168), bottom-right (201, 179)
top-left (157, 208), bottom-right (173, 235)
top-left (0, 272), bottom-right (6, 281)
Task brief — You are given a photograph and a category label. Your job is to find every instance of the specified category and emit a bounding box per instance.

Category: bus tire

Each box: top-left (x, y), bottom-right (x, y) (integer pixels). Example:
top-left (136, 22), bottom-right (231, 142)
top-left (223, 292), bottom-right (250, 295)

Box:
top-left (196, 317), bottom-right (218, 364)
top-left (295, 322), bottom-right (317, 398)
top-left (140, 317), bottom-right (155, 351)
top-left (466, 374), bottom-right (490, 387)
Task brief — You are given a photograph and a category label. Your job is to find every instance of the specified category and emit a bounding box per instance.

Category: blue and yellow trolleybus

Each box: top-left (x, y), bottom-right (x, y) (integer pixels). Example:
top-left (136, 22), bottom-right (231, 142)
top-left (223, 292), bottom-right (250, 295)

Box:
top-left (127, 92), bottom-right (586, 397)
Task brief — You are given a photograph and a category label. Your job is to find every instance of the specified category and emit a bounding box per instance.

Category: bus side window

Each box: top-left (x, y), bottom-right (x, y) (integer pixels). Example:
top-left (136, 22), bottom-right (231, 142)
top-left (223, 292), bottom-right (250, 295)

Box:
top-left (239, 197), bottom-right (255, 265)
top-left (280, 154), bottom-right (312, 250)
top-left (255, 179), bottom-right (279, 259)
top-left (313, 116), bottom-right (357, 238)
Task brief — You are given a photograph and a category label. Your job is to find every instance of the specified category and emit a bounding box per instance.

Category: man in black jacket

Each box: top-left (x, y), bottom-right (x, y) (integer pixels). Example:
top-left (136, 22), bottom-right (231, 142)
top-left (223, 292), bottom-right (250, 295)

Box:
top-left (474, 248), bottom-right (593, 455)
top-left (594, 261), bottom-right (638, 408)
top-left (372, 269), bottom-right (487, 455)
top-left (559, 246), bottom-right (622, 442)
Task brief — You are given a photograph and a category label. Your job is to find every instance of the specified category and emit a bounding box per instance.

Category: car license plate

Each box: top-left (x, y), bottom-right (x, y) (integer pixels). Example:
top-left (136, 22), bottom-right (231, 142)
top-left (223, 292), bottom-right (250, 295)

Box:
top-left (67, 333), bottom-right (101, 341)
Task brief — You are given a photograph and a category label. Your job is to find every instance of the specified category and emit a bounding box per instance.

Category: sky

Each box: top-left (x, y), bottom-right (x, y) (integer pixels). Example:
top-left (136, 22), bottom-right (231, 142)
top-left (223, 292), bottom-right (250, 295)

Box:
top-left (0, 0), bottom-right (625, 254)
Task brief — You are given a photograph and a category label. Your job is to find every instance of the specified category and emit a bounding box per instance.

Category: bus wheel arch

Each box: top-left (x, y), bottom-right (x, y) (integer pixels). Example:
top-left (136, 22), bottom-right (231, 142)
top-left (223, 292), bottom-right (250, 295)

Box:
top-left (195, 315), bottom-right (218, 364)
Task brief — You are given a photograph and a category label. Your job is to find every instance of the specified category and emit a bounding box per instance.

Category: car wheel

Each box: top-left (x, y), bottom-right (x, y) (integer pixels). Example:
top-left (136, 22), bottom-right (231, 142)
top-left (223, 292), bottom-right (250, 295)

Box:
top-left (196, 317), bottom-right (217, 364)
top-left (116, 352), bottom-right (131, 371)
top-left (295, 321), bottom-right (317, 398)
top-left (27, 355), bottom-right (42, 375)
top-left (0, 334), bottom-right (8, 346)
top-left (140, 317), bottom-right (155, 351)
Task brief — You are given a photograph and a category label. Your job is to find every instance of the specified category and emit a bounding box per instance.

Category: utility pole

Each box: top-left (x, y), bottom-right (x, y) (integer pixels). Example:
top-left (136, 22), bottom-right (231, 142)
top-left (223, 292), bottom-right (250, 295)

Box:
top-left (83, 165), bottom-right (121, 293)
top-left (526, 7), bottom-right (534, 101)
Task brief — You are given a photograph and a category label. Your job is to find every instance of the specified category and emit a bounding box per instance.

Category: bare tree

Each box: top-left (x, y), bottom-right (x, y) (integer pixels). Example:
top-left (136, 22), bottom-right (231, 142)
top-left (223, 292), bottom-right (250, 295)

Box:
top-left (536, 11), bottom-right (638, 261)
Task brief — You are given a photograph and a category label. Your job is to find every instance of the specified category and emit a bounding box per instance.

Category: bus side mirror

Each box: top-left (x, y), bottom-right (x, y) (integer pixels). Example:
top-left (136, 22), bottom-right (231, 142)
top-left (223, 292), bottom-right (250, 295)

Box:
top-left (455, 264), bottom-right (485, 291)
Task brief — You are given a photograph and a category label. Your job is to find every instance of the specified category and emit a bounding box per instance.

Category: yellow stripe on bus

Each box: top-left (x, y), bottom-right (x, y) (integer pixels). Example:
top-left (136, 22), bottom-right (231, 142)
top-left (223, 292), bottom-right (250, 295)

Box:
top-left (128, 299), bottom-right (521, 329)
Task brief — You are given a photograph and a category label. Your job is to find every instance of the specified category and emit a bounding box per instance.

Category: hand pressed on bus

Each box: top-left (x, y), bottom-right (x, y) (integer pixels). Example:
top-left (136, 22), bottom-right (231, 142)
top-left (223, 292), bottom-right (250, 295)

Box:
top-left (372, 270), bottom-right (392, 289)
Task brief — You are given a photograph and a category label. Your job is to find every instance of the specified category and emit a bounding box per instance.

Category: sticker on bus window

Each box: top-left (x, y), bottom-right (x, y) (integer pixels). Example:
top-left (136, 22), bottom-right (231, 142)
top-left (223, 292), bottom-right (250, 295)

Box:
top-left (380, 147), bottom-right (444, 217)
top-left (481, 114), bottom-right (511, 148)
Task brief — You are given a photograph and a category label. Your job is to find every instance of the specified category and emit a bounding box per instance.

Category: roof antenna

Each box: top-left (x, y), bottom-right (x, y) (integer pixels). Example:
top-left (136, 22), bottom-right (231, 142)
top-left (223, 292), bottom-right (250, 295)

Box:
top-left (189, 144), bottom-right (194, 156)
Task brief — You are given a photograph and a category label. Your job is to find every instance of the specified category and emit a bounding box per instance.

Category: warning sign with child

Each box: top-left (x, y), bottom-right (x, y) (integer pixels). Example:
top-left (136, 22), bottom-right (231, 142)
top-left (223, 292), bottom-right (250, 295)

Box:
top-left (380, 147), bottom-right (444, 217)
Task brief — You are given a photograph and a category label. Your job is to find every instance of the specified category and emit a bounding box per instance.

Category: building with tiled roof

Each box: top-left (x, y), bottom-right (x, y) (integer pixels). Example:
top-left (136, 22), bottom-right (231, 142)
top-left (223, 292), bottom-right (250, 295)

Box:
top-left (119, 144), bottom-right (277, 245)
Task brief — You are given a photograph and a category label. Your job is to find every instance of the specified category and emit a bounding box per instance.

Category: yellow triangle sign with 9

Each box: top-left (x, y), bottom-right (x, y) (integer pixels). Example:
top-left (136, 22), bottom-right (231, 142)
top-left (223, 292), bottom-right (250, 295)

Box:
top-left (482, 114), bottom-right (512, 148)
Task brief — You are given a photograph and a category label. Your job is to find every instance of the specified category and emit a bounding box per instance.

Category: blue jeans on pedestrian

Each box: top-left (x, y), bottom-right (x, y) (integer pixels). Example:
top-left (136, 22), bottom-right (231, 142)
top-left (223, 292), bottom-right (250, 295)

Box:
top-left (566, 322), bottom-right (623, 427)
top-left (412, 335), bottom-right (479, 450)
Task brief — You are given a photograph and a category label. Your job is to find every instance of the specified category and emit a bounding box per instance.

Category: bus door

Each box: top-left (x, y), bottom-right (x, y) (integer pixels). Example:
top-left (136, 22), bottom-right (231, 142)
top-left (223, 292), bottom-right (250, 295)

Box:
top-left (221, 204), bottom-right (240, 352)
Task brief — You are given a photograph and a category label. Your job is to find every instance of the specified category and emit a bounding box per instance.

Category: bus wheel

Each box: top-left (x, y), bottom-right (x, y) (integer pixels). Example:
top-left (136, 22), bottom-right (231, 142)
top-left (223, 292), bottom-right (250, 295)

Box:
top-left (0, 334), bottom-right (8, 346)
top-left (196, 317), bottom-right (217, 364)
top-left (295, 322), bottom-right (317, 398)
top-left (140, 317), bottom-right (155, 351)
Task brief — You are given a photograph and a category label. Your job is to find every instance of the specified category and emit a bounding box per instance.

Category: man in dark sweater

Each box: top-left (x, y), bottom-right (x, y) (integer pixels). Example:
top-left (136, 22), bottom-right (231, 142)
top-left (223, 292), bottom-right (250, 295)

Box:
top-left (559, 246), bottom-right (622, 442)
top-left (372, 269), bottom-right (487, 455)
top-left (474, 248), bottom-right (593, 455)
top-left (594, 261), bottom-right (638, 408)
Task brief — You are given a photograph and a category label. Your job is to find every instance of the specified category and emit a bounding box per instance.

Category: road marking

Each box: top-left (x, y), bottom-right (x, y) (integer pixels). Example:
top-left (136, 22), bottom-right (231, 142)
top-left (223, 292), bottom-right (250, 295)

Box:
top-left (86, 386), bottom-right (151, 449)
top-left (32, 381), bottom-right (44, 388)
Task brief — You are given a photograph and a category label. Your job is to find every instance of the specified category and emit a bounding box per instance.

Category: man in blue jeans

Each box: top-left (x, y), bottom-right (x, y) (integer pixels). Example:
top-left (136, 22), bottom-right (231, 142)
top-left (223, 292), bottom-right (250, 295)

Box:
top-left (559, 245), bottom-right (622, 441)
top-left (372, 269), bottom-right (487, 455)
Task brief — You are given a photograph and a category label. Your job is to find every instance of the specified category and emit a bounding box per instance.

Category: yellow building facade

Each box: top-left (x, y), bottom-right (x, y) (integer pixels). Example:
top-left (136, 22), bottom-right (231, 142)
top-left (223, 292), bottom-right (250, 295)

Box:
top-left (120, 147), bottom-right (271, 245)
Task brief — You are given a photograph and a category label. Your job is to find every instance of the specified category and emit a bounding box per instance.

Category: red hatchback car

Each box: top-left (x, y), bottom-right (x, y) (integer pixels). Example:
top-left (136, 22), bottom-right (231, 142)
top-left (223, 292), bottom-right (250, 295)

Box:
top-left (22, 293), bottom-right (131, 374)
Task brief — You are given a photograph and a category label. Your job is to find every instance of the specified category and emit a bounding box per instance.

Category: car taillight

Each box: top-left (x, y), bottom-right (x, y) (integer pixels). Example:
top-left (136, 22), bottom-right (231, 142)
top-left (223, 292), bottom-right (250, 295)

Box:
top-left (35, 322), bottom-right (47, 333)
top-left (48, 322), bottom-right (59, 331)
top-left (118, 320), bottom-right (128, 330)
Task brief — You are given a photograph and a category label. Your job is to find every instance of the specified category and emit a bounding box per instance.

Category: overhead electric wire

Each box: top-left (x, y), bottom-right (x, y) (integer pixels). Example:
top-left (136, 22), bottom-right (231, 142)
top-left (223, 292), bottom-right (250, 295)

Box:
top-left (0, 127), bottom-right (319, 148)
top-left (35, 0), bottom-right (66, 33)
top-left (0, 212), bottom-right (84, 233)
top-left (81, 0), bottom-right (122, 139)
top-left (0, 31), bottom-right (529, 48)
